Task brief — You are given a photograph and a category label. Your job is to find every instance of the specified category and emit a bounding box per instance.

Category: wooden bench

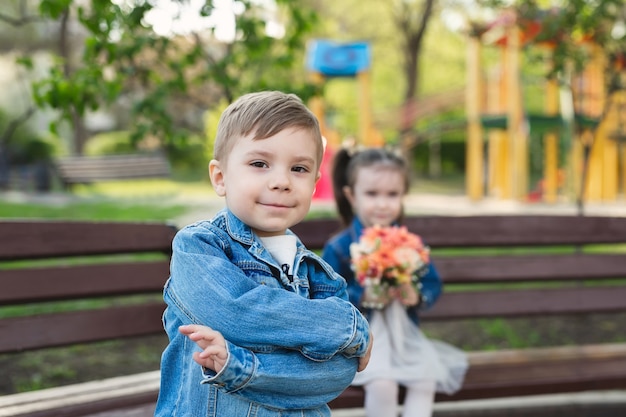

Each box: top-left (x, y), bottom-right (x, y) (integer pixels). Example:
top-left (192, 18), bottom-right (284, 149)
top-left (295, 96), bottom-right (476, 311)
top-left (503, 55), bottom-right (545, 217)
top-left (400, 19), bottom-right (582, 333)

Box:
top-left (290, 215), bottom-right (626, 408)
top-left (0, 220), bottom-right (176, 417)
top-left (54, 153), bottom-right (171, 189)
top-left (2, 215), bottom-right (626, 416)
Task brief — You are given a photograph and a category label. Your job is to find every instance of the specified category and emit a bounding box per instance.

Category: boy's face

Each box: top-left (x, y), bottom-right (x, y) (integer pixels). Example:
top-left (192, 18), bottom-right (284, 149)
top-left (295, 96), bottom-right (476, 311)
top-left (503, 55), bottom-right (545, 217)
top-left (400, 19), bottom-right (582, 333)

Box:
top-left (209, 127), bottom-right (320, 237)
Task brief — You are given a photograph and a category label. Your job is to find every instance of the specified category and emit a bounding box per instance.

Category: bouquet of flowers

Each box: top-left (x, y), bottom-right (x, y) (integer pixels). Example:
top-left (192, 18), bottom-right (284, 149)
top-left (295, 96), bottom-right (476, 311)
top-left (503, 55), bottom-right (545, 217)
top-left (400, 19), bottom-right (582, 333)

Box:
top-left (350, 225), bottom-right (430, 309)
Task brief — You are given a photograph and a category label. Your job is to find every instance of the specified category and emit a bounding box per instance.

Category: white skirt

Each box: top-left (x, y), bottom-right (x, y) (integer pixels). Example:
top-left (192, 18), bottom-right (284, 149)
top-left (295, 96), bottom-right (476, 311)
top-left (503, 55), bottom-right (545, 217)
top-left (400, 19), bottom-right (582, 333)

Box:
top-left (352, 300), bottom-right (468, 395)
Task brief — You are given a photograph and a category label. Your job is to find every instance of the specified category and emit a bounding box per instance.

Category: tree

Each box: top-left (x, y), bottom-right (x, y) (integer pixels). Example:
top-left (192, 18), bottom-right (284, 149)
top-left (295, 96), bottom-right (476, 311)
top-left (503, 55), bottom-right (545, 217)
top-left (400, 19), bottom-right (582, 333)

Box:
top-left (393, 0), bottom-right (437, 138)
top-left (305, 0), bottom-right (452, 147)
top-left (7, 0), bottom-right (318, 157)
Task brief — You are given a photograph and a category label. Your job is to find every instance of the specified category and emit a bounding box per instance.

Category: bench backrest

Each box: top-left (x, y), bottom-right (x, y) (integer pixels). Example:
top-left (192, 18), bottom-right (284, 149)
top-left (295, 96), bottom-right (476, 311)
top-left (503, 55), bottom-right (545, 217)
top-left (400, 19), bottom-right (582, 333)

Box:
top-left (55, 153), bottom-right (171, 185)
top-left (4, 214), bottom-right (626, 354)
top-left (292, 215), bottom-right (626, 320)
top-left (0, 220), bottom-right (176, 354)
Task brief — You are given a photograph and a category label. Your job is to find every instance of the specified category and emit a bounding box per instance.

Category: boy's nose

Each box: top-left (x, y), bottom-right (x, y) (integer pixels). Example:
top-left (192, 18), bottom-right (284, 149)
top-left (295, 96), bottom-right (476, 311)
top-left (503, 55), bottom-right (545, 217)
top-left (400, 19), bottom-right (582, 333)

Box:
top-left (269, 172), bottom-right (291, 191)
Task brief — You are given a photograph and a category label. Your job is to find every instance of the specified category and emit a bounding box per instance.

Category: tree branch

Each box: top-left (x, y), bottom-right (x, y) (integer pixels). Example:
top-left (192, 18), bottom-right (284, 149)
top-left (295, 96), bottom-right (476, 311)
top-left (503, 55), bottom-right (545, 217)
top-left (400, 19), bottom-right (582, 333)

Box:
top-left (0, 106), bottom-right (36, 145)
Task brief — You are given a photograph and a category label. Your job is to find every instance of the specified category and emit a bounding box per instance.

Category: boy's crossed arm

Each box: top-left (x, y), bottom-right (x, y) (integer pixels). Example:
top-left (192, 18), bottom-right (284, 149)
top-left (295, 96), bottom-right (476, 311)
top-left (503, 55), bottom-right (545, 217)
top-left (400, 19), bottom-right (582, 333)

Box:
top-left (180, 324), bottom-right (373, 373)
top-left (170, 237), bottom-right (370, 361)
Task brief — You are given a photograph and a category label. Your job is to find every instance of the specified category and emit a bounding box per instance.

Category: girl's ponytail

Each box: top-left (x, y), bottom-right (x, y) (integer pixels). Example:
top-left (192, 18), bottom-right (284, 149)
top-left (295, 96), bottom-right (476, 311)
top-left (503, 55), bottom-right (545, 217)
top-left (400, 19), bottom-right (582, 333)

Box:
top-left (331, 147), bottom-right (354, 227)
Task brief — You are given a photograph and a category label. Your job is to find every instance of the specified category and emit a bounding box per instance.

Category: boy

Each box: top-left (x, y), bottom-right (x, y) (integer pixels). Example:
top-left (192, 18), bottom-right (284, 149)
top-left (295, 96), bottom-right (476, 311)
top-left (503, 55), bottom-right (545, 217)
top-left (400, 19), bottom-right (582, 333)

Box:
top-left (154, 91), bottom-right (372, 417)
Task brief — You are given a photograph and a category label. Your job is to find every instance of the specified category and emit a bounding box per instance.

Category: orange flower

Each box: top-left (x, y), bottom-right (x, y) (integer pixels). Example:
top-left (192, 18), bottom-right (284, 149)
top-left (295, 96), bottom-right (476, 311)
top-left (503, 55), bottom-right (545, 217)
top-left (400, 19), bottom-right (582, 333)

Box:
top-left (350, 225), bottom-right (430, 289)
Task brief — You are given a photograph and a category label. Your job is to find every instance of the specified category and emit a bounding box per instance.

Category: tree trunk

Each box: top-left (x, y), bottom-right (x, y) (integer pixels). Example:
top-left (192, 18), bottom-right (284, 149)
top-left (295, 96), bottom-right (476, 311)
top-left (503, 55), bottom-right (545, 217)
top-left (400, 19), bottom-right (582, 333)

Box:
top-left (60, 6), bottom-right (87, 155)
top-left (393, 0), bottom-right (436, 162)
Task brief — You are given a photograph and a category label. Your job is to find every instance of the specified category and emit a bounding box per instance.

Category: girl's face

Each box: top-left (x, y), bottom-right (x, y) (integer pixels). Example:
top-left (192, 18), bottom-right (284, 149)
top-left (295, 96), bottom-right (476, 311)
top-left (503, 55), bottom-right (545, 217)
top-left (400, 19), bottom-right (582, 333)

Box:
top-left (344, 165), bottom-right (405, 228)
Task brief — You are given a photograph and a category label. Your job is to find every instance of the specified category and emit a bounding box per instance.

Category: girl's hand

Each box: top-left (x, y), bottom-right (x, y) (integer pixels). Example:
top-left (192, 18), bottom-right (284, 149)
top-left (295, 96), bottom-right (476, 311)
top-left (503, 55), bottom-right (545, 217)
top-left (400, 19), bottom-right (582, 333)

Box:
top-left (361, 285), bottom-right (392, 309)
top-left (391, 282), bottom-right (419, 307)
top-left (179, 324), bottom-right (228, 373)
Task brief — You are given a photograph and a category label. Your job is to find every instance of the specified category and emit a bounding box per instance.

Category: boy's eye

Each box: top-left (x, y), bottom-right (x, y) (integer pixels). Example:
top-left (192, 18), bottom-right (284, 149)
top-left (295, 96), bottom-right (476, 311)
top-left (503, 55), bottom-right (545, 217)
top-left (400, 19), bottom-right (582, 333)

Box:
top-left (250, 161), bottom-right (268, 168)
top-left (292, 166), bottom-right (310, 173)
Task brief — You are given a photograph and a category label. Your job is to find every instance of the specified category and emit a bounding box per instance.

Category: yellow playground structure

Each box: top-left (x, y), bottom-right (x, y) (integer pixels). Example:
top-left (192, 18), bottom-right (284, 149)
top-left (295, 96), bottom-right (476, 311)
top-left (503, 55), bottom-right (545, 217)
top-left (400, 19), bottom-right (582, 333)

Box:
top-left (465, 11), bottom-right (626, 203)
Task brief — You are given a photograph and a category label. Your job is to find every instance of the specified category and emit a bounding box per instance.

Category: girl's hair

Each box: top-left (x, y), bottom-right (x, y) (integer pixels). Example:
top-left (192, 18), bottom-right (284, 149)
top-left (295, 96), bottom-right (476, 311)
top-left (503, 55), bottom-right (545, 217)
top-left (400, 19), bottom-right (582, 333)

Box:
top-left (332, 146), bottom-right (409, 226)
top-left (213, 91), bottom-right (323, 168)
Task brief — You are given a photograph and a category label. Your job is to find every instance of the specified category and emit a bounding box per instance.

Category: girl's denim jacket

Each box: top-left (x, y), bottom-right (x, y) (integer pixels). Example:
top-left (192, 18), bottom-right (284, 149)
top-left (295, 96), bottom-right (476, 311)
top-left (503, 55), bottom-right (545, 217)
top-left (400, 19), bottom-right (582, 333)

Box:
top-left (322, 217), bottom-right (443, 324)
top-left (155, 209), bottom-right (371, 417)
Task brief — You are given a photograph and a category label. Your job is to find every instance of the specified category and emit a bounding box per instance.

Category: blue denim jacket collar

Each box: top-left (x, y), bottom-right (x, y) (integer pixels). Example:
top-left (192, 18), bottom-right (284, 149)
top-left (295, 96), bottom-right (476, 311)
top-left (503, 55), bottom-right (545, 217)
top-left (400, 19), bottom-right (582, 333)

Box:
top-left (217, 208), bottom-right (327, 283)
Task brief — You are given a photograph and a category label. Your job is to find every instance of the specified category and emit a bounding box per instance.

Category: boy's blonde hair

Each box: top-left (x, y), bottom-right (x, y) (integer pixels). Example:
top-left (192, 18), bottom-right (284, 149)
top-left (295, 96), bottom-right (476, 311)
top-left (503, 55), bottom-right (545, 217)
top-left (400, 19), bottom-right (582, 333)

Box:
top-left (213, 91), bottom-right (323, 168)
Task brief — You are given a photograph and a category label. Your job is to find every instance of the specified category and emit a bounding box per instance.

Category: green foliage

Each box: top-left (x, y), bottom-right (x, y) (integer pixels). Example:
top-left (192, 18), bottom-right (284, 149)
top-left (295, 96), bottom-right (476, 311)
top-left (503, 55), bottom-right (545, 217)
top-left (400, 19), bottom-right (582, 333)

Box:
top-left (0, 109), bottom-right (55, 164)
top-left (478, 0), bottom-right (626, 79)
top-left (167, 133), bottom-right (210, 176)
top-left (84, 131), bottom-right (135, 156)
top-left (39, 0), bottom-right (72, 18)
top-left (413, 139), bottom-right (466, 175)
top-left (412, 109), bottom-right (468, 175)
top-left (203, 100), bottom-right (229, 162)
top-left (26, 0), bottom-right (319, 157)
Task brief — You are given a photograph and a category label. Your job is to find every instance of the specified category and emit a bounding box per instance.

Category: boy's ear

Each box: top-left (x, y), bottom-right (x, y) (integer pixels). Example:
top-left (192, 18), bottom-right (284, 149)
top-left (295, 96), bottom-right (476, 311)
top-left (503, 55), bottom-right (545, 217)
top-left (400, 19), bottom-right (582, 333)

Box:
top-left (342, 185), bottom-right (355, 206)
top-left (208, 160), bottom-right (226, 197)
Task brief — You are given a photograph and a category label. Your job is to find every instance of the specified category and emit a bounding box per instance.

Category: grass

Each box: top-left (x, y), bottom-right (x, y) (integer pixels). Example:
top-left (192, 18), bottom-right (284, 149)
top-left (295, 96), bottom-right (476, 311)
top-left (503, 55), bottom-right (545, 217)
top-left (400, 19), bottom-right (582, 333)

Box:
top-left (68, 178), bottom-right (213, 201)
top-left (0, 200), bottom-right (187, 221)
top-left (0, 179), bottom-right (200, 221)
top-left (0, 293), bottom-right (164, 319)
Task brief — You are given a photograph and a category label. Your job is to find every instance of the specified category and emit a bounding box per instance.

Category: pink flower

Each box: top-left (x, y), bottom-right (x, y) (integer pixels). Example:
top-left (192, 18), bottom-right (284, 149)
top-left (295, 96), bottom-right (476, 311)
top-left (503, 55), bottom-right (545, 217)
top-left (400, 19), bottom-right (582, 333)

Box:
top-left (350, 225), bottom-right (430, 288)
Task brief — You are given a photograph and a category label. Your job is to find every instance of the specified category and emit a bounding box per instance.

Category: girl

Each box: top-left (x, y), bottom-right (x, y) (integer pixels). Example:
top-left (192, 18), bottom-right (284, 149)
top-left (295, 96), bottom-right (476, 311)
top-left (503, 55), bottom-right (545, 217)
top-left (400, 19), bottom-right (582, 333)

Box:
top-left (322, 147), bottom-right (467, 417)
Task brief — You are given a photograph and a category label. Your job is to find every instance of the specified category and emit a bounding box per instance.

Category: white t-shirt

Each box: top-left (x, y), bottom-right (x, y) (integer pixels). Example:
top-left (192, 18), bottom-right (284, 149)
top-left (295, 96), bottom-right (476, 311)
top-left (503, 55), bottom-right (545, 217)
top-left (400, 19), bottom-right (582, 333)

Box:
top-left (259, 234), bottom-right (298, 277)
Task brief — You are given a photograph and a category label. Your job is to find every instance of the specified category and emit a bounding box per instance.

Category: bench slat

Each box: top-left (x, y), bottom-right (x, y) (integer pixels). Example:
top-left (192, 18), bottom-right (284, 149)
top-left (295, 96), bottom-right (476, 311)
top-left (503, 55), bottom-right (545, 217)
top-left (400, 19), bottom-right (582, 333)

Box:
top-left (437, 253), bottom-right (626, 283)
top-left (331, 344), bottom-right (626, 406)
top-left (0, 261), bottom-right (169, 305)
top-left (291, 219), bottom-right (341, 249)
top-left (449, 353), bottom-right (626, 400)
top-left (56, 154), bottom-right (171, 185)
top-left (0, 304), bottom-right (166, 353)
top-left (0, 371), bottom-right (160, 417)
top-left (0, 221), bottom-right (176, 260)
top-left (422, 286), bottom-right (626, 319)
top-left (293, 216), bottom-right (626, 248)
top-left (405, 215), bottom-right (626, 247)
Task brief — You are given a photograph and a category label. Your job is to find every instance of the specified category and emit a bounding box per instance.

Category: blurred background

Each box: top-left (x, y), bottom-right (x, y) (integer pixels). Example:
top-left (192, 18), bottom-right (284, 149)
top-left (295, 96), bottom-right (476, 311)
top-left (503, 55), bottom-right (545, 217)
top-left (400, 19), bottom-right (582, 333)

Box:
top-left (1, 0), bottom-right (626, 402)
top-left (0, 0), bottom-right (624, 218)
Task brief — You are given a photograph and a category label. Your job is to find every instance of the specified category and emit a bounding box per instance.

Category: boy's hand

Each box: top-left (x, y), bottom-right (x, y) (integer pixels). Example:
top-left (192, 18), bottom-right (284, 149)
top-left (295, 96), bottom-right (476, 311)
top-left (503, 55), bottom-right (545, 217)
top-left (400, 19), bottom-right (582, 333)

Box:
top-left (357, 331), bottom-right (373, 372)
top-left (179, 324), bottom-right (228, 373)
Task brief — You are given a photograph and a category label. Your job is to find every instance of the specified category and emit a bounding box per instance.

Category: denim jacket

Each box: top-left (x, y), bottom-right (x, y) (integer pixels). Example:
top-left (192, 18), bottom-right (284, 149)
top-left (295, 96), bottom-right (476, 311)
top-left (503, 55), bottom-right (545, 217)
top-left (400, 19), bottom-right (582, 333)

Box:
top-left (321, 217), bottom-right (443, 324)
top-left (155, 209), bottom-right (371, 417)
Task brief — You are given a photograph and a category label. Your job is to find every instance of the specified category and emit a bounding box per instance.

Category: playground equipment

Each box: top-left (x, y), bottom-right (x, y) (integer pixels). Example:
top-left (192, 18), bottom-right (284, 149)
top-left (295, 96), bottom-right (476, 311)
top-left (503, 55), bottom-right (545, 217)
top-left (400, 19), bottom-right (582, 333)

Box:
top-left (465, 11), bottom-right (626, 203)
top-left (306, 40), bottom-right (384, 149)
top-left (306, 40), bottom-right (384, 200)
